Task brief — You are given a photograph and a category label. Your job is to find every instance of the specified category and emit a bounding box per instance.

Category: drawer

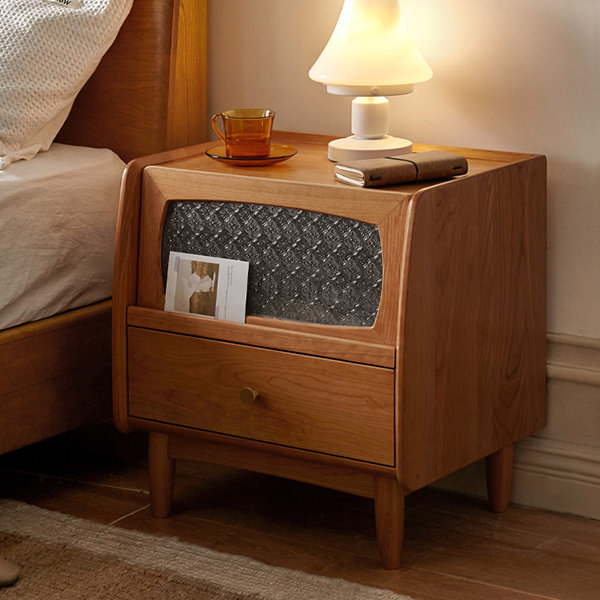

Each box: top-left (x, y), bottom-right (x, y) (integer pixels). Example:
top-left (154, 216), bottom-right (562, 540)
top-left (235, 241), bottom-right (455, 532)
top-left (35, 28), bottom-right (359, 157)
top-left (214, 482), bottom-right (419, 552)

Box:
top-left (128, 327), bottom-right (395, 465)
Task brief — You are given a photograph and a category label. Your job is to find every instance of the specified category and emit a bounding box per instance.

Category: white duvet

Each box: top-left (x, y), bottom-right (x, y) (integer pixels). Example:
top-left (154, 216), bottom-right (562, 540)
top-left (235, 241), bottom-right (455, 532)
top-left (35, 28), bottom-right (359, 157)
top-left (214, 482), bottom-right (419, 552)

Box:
top-left (0, 143), bottom-right (124, 330)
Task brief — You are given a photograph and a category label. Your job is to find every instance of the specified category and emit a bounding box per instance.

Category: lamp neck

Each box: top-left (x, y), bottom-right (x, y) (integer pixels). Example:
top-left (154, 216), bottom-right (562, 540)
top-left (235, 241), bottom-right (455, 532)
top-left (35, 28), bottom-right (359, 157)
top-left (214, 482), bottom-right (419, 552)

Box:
top-left (351, 96), bottom-right (390, 139)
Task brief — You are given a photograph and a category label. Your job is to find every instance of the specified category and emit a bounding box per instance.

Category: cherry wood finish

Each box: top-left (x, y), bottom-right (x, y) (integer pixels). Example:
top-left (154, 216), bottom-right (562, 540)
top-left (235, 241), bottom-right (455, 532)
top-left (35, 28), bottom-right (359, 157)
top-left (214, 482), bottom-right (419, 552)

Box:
top-left (0, 302), bottom-right (111, 455)
top-left (136, 161), bottom-right (409, 348)
top-left (1, 0), bottom-right (207, 456)
top-left (148, 432), bottom-right (175, 518)
top-left (57, 0), bottom-right (207, 161)
top-left (374, 476), bottom-right (405, 570)
top-left (113, 135), bottom-right (547, 568)
top-left (128, 328), bottom-right (395, 464)
top-left (128, 306), bottom-right (396, 367)
top-left (400, 156), bottom-right (547, 490)
top-left (486, 445), bottom-right (515, 513)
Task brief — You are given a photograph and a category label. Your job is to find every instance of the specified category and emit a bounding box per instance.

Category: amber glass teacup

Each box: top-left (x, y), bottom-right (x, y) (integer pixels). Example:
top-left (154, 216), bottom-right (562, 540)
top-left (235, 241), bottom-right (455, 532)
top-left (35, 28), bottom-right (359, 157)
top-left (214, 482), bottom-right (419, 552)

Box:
top-left (211, 109), bottom-right (275, 158)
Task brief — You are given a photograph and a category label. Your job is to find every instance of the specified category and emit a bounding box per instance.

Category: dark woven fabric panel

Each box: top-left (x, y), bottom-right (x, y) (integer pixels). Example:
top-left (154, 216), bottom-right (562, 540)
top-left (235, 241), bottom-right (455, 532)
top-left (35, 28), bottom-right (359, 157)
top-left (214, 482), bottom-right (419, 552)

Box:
top-left (162, 201), bottom-right (382, 326)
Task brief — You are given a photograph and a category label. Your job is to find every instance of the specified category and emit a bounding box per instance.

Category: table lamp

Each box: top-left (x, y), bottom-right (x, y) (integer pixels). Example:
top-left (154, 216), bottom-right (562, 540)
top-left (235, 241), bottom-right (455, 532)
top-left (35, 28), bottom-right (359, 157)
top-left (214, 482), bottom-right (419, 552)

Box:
top-left (309, 0), bottom-right (432, 162)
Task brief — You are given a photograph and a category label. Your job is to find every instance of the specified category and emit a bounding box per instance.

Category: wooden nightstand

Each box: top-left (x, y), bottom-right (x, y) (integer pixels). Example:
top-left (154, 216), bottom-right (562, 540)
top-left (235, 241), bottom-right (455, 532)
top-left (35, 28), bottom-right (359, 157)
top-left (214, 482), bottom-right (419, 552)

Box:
top-left (113, 133), bottom-right (547, 569)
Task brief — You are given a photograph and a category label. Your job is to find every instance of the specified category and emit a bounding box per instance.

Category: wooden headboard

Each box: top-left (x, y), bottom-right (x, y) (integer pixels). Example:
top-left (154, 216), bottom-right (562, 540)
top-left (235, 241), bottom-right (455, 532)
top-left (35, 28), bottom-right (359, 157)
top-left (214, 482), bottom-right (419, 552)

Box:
top-left (56, 0), bottom-right (207, 162)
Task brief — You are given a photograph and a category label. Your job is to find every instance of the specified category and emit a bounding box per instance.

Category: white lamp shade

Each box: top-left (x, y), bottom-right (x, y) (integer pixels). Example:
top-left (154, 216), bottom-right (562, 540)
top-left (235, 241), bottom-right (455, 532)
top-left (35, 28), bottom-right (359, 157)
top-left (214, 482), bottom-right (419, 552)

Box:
top-left (309, 0), bottom-right (432, 96)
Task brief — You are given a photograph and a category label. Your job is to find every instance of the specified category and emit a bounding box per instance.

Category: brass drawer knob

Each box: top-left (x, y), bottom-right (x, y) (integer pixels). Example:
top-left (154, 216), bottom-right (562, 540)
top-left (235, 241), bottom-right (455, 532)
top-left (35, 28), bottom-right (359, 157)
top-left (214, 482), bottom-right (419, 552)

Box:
top-left (240, 387), bottom-right (259, 407)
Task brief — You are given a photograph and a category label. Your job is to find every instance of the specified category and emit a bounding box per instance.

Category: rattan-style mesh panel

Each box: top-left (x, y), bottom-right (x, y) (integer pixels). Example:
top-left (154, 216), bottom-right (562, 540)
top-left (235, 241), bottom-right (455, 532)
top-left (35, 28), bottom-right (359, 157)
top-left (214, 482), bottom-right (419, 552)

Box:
top-left (162, 201), bottom-right (382, 326)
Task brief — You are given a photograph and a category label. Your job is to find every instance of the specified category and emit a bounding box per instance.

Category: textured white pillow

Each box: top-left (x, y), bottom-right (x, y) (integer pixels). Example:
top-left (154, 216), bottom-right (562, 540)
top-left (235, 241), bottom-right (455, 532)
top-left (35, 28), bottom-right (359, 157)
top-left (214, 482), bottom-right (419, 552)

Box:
top-left (0, 0), bottom-right (133, 169)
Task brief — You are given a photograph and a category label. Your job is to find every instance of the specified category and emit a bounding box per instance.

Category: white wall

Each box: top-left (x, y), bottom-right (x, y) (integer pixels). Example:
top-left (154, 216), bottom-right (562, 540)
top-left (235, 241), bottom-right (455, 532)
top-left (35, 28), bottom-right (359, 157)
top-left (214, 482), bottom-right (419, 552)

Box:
top-left (207, 0), bottom-right (600, 518)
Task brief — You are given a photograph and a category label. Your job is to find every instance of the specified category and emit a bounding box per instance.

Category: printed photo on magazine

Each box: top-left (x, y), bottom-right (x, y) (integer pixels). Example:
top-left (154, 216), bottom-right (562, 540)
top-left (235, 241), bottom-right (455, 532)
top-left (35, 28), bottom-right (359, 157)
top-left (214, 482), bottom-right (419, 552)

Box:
top-left (164, 251), bottom-right (249, 323)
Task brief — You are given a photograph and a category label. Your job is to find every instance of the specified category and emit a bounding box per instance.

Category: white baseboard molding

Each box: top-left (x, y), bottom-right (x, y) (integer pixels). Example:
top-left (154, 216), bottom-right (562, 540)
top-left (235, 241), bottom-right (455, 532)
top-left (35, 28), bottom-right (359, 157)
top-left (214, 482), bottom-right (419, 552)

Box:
top-left (546, 332), bottom-right (600, 386)
top-left (516, 333), bottom-right (600, 518)
top-left (512, 437), bottom-right (600, 519)
top-left (434, 437), bottom-right (600, 520)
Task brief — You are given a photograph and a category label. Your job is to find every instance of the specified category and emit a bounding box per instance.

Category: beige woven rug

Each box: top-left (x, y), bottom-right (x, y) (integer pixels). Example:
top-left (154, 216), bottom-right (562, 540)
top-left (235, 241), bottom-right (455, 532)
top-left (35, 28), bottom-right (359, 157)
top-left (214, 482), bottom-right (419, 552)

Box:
top-left (0, 499), bottom-right (413, 599)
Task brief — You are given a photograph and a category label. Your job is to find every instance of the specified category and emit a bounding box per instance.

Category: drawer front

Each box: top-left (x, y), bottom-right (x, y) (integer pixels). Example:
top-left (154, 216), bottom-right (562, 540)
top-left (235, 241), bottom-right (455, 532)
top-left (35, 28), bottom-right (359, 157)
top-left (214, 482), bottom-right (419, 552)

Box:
top-left (128, 327), bottom-right (395, 465)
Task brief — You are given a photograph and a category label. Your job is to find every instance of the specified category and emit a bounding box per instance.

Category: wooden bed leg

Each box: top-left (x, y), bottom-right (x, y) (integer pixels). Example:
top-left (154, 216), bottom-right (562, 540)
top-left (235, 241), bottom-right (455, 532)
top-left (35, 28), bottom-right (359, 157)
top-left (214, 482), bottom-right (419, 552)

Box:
top-left (148, 432), bottom-right (175, 518)
top-left (486, 444), bottom-right (514, 513)
top-left (374, 476), bottom-right (405, 569)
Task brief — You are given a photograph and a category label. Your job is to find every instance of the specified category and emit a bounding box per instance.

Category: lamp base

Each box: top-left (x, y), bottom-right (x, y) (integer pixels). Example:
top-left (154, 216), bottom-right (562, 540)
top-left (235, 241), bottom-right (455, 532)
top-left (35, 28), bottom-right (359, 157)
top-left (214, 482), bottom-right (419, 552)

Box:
top-left (328, 134), bottom-right (412, 162)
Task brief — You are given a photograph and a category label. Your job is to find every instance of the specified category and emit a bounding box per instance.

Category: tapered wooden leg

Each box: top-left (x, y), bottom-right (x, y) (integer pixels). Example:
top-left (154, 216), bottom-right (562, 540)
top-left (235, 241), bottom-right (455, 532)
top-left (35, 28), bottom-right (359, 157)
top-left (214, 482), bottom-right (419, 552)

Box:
top-left (148, 432), bottom-right (175, 518)
top-left (374, 476), bottom-right (405, 569)
top-left (486, 444), bottom-right (514, 513)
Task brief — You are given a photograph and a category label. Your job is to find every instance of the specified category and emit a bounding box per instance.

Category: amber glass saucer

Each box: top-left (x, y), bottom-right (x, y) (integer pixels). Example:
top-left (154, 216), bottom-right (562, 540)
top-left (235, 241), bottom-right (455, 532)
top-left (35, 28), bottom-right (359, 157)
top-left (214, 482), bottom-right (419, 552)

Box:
top-left (205, 144), bottom-right (297, 167)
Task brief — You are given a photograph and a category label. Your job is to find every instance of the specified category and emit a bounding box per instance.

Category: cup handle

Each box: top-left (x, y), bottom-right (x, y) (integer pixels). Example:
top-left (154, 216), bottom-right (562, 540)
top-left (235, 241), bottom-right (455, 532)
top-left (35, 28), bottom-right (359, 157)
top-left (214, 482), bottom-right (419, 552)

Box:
top-left (210, 113), bottom-right (227, 144)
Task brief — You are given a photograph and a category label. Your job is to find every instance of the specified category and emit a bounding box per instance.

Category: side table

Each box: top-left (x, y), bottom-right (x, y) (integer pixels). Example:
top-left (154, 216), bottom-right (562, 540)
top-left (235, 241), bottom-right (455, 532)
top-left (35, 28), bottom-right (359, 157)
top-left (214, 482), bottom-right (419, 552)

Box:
top-left (113, 133), bottom-right (547, 568)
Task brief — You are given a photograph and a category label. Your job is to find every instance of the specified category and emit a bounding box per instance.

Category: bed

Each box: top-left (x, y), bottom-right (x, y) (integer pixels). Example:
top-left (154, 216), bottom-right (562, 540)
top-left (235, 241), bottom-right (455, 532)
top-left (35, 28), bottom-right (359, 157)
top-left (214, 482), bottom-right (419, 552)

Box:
top-left (0, 0), bottom-right (207, 455)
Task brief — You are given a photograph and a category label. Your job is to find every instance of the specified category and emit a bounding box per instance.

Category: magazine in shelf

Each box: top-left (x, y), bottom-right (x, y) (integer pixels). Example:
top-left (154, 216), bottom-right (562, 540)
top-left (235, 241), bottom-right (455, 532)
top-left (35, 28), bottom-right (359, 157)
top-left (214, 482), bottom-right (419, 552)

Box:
top-left (164, 251), bottom-right (249, 323)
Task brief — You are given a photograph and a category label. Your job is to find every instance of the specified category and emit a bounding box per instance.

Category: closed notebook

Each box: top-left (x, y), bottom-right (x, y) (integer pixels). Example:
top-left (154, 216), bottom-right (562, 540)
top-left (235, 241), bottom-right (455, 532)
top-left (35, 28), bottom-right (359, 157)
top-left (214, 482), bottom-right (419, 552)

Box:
top-left (334, 150), bottom-right (468, 187)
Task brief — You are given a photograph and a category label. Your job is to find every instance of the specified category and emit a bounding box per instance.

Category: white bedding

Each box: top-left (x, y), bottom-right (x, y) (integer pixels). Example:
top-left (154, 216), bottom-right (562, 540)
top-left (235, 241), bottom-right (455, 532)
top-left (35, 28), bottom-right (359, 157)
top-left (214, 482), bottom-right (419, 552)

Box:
top-left (0, 143), bottom-right (124, 330)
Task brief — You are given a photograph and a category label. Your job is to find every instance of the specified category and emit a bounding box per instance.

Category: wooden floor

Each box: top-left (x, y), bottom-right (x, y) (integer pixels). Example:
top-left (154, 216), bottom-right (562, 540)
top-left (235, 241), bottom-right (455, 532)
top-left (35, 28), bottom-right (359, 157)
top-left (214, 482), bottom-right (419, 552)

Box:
top-left (1, 423), bottom-right (598, 600)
